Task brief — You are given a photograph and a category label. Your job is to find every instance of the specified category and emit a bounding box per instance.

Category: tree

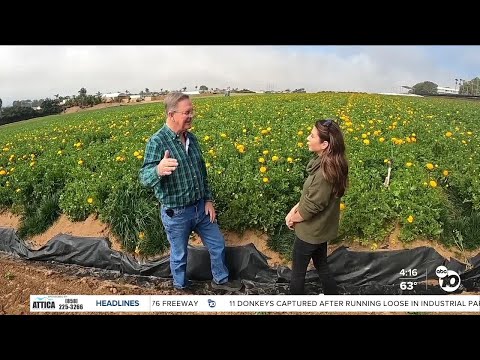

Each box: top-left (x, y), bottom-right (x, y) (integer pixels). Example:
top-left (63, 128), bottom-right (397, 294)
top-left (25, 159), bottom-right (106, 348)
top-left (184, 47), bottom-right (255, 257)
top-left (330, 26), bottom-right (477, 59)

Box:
top-left (41, 98), bottom-right (62, 115)
top-left (411, 81), bottom-right (437, 95)
top-left (199, 85), bottom-right (208, 91)
top-left (459, 77), bottom-right (480, 96)
top-left (0, 97), bottom-right (2, 117)
top-left (78, 87), bottom-right (87, 96)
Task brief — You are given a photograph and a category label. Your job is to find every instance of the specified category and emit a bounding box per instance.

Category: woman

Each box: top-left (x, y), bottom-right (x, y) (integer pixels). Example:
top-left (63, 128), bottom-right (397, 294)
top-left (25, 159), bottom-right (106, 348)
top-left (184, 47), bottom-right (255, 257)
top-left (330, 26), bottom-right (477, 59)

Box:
top-left (285, 119), bottom-right (349, 295)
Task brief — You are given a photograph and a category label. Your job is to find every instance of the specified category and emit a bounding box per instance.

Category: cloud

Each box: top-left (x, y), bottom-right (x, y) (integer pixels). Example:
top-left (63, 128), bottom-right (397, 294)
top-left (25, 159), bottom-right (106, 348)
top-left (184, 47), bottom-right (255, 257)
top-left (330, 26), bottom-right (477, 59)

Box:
top-left (0, 45), bottom-right (476, 106)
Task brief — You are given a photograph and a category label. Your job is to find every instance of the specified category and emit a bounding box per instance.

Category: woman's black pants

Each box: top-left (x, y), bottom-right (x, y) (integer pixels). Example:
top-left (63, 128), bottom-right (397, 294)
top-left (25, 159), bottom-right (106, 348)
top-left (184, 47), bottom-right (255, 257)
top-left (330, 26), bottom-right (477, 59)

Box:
top-left (290, 236), bottom-right (338, 295)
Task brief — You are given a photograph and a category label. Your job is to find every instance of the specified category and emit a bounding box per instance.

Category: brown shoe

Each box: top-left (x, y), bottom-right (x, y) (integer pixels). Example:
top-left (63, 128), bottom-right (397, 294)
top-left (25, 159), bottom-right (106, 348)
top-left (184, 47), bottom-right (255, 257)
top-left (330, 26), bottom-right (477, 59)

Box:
top-left (211, 279), bottom-right (243, 291)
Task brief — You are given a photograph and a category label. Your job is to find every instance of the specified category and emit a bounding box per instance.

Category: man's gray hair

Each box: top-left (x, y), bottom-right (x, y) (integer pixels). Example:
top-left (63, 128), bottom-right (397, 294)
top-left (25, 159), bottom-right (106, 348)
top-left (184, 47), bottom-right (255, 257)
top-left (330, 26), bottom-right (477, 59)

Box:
top-left (164, 92), bottom-right (190, 115)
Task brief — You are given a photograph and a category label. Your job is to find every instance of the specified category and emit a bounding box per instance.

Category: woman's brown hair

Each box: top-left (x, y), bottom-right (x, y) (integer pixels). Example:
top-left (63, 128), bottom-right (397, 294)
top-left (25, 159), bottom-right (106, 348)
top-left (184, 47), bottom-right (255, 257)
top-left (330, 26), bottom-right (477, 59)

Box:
top-left (315, 119), bottom-right (349, 197)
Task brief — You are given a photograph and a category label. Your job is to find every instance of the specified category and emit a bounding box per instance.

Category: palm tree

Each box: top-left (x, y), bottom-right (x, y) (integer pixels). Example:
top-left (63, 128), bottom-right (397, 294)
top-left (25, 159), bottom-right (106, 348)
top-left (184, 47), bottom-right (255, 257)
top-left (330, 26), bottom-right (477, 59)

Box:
top-left (455, 78), bottom-right (458, 91)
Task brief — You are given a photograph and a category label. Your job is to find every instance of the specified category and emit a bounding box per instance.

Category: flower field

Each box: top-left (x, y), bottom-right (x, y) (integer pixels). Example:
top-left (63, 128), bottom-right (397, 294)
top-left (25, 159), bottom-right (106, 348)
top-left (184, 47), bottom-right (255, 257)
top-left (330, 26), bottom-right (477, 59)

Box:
top-left (0, 93), bottom-right (479, 256)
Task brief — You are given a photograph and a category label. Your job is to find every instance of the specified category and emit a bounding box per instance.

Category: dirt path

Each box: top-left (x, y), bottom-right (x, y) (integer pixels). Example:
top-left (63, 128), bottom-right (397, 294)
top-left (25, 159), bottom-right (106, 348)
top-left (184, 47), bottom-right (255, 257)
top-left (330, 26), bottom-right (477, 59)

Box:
top-left (1, 211), bottom-right (479, 315)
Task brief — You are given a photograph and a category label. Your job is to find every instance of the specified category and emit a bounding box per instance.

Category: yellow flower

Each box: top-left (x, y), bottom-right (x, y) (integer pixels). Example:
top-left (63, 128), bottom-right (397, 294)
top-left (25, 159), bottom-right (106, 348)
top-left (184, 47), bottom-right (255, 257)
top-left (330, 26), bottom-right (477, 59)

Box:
top-left (363, 139), bottom-right (370, 145)
top-left (262, 177), bottom-right (269, 183)
top-left (443, 170), bottom-right (449, 176)
top-left (407, 215), bottom-right (414, 223)
top-left (258, 157), bottom-right (265, 163)
top-left (87, 197), bottom-right (94, 204)
top-left (262, 150), bottom-right (269, 155)
top-left (203, 135), bottom-right (210, 141)
top-left (297, 130), bottom-right (304, 136)
top-left (297, 142), bottom-right (304, 147)
top-left (406, 162), bottom-right (413, 167)
top-left (379, 137), bottom-right (385, 142)
top-left (133, 151), bottom-right (140, 157)
top-left (426, 163), bottom-right (434, 170)
top-left (138, 232), bottom-right (145, 240)
top-left (260, 166), bottom-right (267, 173)
top-left (78, 160), bottom-right (84, 165)
top-left (272, 156), bottom-right (279, 161)
top-left (340, 203), bottom-right (346, 211)
top-left (429, 180), bottom-right (437, 188)
top-left (287, 157), bottom-right (293, 163)
top-left (0, 170), bottom-right (6, 176)
top-left (445, 131), bottom-right (453, 137)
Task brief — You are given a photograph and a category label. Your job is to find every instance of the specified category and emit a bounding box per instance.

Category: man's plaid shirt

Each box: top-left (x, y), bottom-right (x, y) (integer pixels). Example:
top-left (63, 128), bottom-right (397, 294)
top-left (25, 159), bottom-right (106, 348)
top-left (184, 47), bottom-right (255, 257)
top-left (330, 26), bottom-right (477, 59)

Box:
top-left (139, 124), bottom-right (213, 208)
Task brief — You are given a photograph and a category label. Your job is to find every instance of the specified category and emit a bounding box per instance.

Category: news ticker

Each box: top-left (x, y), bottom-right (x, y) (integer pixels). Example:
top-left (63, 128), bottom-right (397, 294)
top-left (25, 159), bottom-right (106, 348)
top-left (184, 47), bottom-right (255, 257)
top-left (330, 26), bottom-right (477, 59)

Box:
top-left (30, 295), bottom-right (480, 313)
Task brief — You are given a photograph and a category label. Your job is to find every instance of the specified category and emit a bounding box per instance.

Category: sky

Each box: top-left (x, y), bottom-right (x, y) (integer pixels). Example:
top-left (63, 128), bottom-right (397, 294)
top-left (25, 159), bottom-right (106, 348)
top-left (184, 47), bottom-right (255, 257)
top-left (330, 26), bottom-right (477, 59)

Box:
top-left (1, 45), bottom-right (479, 107)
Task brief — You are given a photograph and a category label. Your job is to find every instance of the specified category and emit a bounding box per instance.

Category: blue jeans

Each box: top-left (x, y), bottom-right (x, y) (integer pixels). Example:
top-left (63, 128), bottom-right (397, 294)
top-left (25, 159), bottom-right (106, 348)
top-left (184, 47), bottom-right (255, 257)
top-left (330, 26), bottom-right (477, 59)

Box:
top-left (160, 199), bottom-right (229, 289)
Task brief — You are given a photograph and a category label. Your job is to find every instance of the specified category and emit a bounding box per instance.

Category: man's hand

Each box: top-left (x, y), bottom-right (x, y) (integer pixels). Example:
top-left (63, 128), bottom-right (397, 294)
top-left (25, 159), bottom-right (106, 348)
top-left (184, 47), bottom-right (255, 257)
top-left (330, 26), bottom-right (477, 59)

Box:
top-left (205, 201), bottom-right (216, 223)
top-left (157, 150), bottom-right (178, 176)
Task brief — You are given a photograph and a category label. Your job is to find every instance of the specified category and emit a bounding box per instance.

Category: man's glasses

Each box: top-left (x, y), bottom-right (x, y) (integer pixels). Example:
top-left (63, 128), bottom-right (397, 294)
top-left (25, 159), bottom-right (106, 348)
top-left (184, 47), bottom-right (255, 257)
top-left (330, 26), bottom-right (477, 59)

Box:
top-left (173, 110), bottom-right (195, 117)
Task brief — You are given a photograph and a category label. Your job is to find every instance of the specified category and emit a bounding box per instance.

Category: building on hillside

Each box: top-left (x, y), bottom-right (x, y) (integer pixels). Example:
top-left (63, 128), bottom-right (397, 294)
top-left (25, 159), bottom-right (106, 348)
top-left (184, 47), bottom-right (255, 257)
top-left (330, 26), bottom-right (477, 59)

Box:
top-left (102, 92), bottom-right (122, 102)
top-left (117, 93), bottom-right (131, 103)
top-left (128, 94), bottom-right (142, 102)
top-left (144, 96), bottom-right (164, 102)
top-left (437, 86), bottom-right (459, 95)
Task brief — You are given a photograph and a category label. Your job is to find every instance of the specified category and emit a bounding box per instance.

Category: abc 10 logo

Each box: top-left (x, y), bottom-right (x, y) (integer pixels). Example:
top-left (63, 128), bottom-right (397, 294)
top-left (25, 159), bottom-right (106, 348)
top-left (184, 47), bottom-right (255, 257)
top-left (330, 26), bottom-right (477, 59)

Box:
top-left (436, 266), bottom-right (461, 292)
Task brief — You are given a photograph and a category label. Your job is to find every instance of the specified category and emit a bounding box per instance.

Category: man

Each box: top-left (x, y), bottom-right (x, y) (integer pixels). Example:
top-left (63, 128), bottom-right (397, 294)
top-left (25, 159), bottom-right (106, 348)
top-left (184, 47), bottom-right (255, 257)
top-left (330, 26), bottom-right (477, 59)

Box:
top-left (139, 92), bottom-right (242, 291)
